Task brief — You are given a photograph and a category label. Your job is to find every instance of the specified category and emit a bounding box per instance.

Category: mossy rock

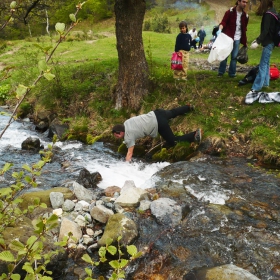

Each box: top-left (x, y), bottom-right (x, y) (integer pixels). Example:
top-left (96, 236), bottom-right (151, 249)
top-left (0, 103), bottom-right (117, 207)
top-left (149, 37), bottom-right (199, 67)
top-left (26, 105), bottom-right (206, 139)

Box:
top-left (19, 187), bottom-right (75, 209)
top-left (152, 148), bottom-right (170, 161)
top-left (171, 142), bottom-right (194, 161)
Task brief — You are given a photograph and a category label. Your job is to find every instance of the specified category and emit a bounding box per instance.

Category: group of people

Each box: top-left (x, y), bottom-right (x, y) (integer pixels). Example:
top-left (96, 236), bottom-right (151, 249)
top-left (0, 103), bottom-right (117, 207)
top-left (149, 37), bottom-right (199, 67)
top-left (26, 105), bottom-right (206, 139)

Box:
top-left (112, 0), bottom-right (278, 162)
top-left (173, 0), bottom-right (278, 93)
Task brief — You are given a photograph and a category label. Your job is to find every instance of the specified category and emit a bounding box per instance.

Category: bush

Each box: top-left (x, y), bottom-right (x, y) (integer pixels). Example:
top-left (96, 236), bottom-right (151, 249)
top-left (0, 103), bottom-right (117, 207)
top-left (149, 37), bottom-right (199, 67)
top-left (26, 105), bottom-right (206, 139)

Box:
top-left (143, 14), bottom-right (171, 33)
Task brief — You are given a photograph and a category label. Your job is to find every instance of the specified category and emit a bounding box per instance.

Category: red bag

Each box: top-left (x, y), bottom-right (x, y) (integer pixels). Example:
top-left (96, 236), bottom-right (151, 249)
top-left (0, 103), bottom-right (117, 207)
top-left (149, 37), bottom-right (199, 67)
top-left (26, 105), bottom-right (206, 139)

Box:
top-left (171, 52), bottom-right (183, 70)
top-left (270, 64), bottom-right (280, 80)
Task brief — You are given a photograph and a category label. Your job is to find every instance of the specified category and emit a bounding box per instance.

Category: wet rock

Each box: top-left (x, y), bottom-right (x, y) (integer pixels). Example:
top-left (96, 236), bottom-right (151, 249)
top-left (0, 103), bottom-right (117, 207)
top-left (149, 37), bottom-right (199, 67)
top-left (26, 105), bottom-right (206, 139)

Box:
top-left (48, 119), bottom-right (69, 140)
top-left (21, 137), bottom-right (41, 152)
top-left (183, 264), bottom-right (260, 280)
top-left (67, 181), bottom-right (95, 203)
top-left (98, 213), bottom-right (138, 247)
top-left (77, 168), bottom-right (102, 189)
top-left (150, 197), bottom-right (182, 226)
top-left (114, 180), bottom-right (150, 207)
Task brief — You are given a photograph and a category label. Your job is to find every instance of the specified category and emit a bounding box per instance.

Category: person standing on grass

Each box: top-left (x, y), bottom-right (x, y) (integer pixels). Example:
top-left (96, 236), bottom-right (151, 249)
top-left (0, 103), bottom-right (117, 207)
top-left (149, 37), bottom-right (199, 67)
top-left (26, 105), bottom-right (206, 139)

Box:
top-left (216, 0), bottom-right (249, 78)
top-left (112, 105), bottom-right (202, 162)
top-left (198, 26), bottom-right (206, 48)
top-left (173, 21), bottom-right (192, 80)
top-left (247, 0), bottom-right (277, 96)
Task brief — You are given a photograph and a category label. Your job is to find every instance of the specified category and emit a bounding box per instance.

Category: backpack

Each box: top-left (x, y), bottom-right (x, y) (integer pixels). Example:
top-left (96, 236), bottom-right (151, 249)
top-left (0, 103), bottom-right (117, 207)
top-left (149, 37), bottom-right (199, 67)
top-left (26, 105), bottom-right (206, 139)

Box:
top-left (266, 11), bottom-right (280, 47)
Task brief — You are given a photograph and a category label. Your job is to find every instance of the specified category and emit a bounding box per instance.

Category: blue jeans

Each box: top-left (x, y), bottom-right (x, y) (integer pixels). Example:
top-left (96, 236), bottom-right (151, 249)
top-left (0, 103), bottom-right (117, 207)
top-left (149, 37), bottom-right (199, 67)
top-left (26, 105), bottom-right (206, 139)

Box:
top-left (218, 40), bottom-right (240, 77)
top-left (252, 43), bottom-right (274, 91)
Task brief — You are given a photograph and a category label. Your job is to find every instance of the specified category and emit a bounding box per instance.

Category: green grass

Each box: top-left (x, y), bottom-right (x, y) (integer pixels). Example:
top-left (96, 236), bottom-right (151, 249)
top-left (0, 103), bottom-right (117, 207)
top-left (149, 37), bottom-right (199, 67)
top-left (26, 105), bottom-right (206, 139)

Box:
top-left (1, 3), bottom-right (280, 165)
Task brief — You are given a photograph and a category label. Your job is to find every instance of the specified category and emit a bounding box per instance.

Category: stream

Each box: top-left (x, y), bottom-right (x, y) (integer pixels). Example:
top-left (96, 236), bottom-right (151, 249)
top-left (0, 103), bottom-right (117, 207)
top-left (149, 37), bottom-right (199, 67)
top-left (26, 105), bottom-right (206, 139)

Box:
top-left (1, 107), bottom-right (280, 280)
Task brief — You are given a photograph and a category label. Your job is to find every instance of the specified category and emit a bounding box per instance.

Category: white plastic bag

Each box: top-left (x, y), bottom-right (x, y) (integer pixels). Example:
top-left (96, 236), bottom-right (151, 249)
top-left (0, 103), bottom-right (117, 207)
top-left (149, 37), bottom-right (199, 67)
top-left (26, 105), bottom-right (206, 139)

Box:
top-left (207, 33), bottom-right (233, 63)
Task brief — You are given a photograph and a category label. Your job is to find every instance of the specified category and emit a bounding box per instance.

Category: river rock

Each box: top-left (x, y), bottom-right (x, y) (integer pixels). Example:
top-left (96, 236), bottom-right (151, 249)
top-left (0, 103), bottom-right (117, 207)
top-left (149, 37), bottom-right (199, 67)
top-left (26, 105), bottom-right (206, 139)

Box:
top-left (114, 180), bottom-right (150, 207)
top-left (76, 168), bottom-right (102, 188)
top-left (50, 191), bottom-right (64, 208)
top-left (19, 187), bottom-right (75, 209)
top-left (150, 197), bottom-right (182, 226)
top-left (90, 204), bottom-right (114, 223)
top-left (97, 213), bottom-right (138, 246)
top-left (59, 217), bottom-right (83, 243)
top-left (21, 137), bottom-right (41, 152)
top-left (183, 264), bottom-right (260, 280)
top-left (66, 181), bottom-right (95, 203)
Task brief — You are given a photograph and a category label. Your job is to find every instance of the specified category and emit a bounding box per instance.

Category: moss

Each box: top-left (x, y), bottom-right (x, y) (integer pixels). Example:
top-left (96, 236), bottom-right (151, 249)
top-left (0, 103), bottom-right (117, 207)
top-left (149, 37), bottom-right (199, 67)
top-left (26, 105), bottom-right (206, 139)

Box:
top-left (152, 148), bottom-right (170, 162)
top-left (171, 142), bottom-right (193, 161)
top-left (86, 134), bottom-right (102, 144)
top-left (19, 187), bottom-right (75, 209)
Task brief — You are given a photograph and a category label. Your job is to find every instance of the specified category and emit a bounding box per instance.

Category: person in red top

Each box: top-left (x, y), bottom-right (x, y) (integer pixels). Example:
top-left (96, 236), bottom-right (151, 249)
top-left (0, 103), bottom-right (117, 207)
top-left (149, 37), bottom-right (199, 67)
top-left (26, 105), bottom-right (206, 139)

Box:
top-left (216, 0), bottom-right (249, 78)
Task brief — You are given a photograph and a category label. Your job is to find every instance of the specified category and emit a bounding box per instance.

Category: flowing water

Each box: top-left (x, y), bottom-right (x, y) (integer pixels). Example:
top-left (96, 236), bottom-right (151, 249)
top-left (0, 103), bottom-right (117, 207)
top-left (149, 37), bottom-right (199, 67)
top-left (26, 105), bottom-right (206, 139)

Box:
top-left (0, 107), bottom-right (169, 190)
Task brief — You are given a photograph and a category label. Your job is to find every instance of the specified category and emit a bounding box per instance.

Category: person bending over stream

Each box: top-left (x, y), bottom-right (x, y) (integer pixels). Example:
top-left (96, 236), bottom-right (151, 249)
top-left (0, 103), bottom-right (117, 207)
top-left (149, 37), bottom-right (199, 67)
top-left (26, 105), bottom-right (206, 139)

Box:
top-left (112, 105), bottom-right (202, 162)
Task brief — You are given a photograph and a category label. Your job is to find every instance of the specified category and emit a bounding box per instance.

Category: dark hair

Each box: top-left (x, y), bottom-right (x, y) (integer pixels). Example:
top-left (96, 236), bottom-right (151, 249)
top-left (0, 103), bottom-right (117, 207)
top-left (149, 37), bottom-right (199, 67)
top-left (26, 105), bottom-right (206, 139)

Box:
top-left (256, 0), bottom-right (273, 15)
top-left (179, 21), bottom-right (188, 28)
top-left (112, 124), bottom-right (125, 134)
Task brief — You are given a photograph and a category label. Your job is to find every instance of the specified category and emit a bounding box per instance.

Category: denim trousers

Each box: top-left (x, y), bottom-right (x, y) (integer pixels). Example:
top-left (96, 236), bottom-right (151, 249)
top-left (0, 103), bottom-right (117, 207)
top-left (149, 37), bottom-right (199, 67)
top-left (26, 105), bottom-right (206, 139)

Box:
top-left (252, 43), bottom-right (274, 91)
top-left (218, 40), bottom-right (240, 77)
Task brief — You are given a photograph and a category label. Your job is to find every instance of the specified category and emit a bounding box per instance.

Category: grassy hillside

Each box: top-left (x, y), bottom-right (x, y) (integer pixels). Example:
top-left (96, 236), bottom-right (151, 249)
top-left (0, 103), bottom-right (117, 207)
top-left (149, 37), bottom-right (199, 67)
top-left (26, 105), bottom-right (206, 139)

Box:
top-left (0, 1), bottom-right (280, 167)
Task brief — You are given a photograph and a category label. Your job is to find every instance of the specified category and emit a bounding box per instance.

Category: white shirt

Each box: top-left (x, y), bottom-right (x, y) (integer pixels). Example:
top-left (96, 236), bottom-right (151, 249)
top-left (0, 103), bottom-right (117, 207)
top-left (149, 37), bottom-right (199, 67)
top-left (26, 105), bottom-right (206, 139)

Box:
top-left (234, 11), bottom-right (242, 41)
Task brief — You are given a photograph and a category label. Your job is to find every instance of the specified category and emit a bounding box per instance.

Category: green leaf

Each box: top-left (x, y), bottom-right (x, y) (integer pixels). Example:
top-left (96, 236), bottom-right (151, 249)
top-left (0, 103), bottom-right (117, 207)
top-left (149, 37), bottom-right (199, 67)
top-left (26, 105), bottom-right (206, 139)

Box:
top-left (107, 245), bottom-right (117, 255)
top-left (15, 84), bottom-right (28, 98)
top-left (43, 72), bottom-right (55, 81)
top-left (69, 14), bottom-right (76, 22)
top-left (22, 164), bottom-right (32, 172)
top-left (0, 251), bottom-right (15, 262)
top-left (9, 240), bottom-right (25, 251)
top-left (24, 176), bottom-right (32, 183)
top-left (55, 22), bottom-right (65, 34)
top-left (47, 214), bottom-right (58, 225)
top-left (127, 244), bottom-right (137, 256)
top-left (106, 238), bottom-right (113, 246)
top-left (82, 254), bottom-right (92, 264)
top-left (98, 246), bottom-right (106, 258)
top-left (10, 1), bottom-right (17, 9)
top-left (0, 187), bottom-right (12, 196)
top-left (85, 267), bottom-right (92, 277)
top-left (40, 203), bottom-right (47, 208)
top-left (22, 262), bottom-right (34, 274)
top-left (118, 259), bottom-right (128, 268)
top-left (109, 260), bottom-right (119, 269)
top-left (38, 60), bottom-right (48, 72)
top-left (26, 236), bottom-right (37, 248)
top-left (10, 274), bottom-right (20, 280)
top-left (1, 162), bottom-right (13, 173)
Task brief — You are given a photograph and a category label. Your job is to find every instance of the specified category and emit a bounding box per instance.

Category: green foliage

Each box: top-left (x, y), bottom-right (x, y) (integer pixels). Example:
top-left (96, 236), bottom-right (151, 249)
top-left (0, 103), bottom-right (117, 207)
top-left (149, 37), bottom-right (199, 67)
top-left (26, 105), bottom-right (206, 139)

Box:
top-left (143, 14), bottom-right (171, 33)
top-left (0, 84), bottom-right (10, 102)
top-left (82, 237), bottom-right (142, 280)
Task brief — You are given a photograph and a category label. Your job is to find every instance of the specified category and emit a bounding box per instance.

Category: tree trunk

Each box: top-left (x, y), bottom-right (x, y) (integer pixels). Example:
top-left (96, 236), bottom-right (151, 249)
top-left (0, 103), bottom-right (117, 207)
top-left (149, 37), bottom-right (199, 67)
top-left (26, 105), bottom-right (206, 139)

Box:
top-left (114, 0), bottom-right (149, 111)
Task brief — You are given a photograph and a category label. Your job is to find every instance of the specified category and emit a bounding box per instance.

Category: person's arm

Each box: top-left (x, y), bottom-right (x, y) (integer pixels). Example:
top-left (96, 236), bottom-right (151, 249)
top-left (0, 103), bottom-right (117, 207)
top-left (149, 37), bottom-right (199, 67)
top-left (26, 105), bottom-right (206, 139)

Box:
top-left (126, 146), bottom-right (134, 162)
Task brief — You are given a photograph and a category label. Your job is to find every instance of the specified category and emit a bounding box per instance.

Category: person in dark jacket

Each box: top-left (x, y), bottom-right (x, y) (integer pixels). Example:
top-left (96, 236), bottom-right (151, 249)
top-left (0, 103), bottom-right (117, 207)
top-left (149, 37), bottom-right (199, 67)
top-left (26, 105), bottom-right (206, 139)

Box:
top-left (173, 21), bottom-right (192, 80)
top-left (216, 0), bottom-right (249, 78)
top-left (248, 0), bottom-right (278, 95)
top-left (198, 26), bottom-right (206, 48)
